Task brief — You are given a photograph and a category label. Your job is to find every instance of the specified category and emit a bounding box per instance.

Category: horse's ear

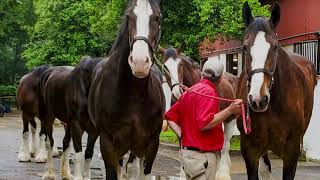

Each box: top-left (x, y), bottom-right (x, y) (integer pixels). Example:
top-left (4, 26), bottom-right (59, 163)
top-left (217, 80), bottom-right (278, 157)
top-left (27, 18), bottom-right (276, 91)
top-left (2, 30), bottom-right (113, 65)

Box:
top-left (158, 46), bottom-right (166, 55)
top-left (176, 47), bottom-right (181, 55)
top-left (243, 1), bottom-right (253, 27)
top-left (270, 2), bottom-right (280, 29)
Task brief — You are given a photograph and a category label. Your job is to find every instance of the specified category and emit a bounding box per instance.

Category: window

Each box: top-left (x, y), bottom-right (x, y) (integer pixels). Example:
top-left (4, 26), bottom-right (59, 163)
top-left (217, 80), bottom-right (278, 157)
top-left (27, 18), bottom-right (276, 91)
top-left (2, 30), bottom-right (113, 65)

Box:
top-left (294, 41), bottom-right (320, 75)
top-left (226, 53), bottom-right (239, 76)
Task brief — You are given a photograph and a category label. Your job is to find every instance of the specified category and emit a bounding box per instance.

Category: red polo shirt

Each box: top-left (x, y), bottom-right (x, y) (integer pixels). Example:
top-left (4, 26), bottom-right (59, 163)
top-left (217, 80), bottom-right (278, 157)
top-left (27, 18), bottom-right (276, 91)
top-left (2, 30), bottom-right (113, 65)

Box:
top-left (164, 79), bottom-right (224, 152)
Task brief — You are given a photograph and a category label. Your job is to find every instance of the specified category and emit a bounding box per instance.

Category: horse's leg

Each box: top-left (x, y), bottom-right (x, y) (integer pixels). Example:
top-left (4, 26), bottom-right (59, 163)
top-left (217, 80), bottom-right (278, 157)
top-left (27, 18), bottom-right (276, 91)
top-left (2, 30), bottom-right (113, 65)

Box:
top-left (83, 132), bottom-right (99, 180)
top-left (42, 115), bottom-right (55, 180)
top-left (52, 124), bottom-right (59, 157)
top-left (35, 121), bottom-right (47, 163)
top-left (18, 113), bottom-right (31, 162)
top-left (126, 153), bottom-right (140, 180)
top-left (216, 119), bottom-right (236, 180)
top-left (141, 137), bottom-right (160, 179)
top-left (100, 132), bottom-right (119, 180)
top-left (241, 141), bottom-right (259, 180)
top-left (70, 120), bottom-right (84, 180)
top-left (282, 142), bottom-right (300, 180)
top-left (258, 153), bottom-right (272, 180)
top-left (60, 124), bottom-right (72, 180)
top-left (29, 119), bottom-right (39, 157)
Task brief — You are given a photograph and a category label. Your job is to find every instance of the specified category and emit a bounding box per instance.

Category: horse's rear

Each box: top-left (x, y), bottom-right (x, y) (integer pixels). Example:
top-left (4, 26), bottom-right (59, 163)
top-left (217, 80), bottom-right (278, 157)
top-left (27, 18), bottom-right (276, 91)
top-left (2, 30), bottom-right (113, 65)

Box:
top-left (16, 66), bottom-right (51, 162)
top-left (40, 66), bottom-right (74, 180)
top-left (64, 57), bottom-right (103, 179)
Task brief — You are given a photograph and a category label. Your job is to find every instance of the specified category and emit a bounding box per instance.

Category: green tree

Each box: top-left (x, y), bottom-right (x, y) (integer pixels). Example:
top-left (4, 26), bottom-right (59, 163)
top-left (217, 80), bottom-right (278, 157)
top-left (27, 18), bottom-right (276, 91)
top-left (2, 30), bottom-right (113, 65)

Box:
top-left (160, 0), bottom-right (270, 61)
top-left (23, 0), bottom-right (128, 69)
top-left (0, 0), bottom-right (34, 85)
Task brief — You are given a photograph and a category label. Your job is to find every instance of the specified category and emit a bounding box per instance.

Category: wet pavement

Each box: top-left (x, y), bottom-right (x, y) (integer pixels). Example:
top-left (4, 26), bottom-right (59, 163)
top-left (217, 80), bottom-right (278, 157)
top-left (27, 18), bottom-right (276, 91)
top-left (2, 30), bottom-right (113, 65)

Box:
top-left (0, 111), bottom-right (319, 179)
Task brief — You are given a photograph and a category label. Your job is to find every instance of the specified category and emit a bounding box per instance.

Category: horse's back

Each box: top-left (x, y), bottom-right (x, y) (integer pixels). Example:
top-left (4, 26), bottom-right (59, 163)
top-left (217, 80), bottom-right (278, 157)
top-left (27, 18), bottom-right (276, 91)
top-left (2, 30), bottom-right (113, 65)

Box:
top-left (43, 66), bottom-right (74, 120)
top-left (289, 53), bottom-right (317, 88)
top-left (16, 66), bottom-right (53, 115)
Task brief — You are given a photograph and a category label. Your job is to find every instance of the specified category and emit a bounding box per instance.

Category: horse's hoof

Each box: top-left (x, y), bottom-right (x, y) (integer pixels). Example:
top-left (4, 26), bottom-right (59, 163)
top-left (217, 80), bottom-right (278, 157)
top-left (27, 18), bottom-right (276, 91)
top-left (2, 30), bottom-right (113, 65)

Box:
top-left (29, 143), bottom-right (38, 157)
top-left (61, 173), bottom-right (73, 180)
top-left (42, 173), bottom-right (55, 180)
top-left (35, 150), bottom-right (47, 163)
top-left (73, 176), bottom-right (83, 180)
top-left (215, 174), bottom-right (231, 180)
top-left (18, 152), bottom-right (31, 162)
top-left (52, 146), bottom-right (59, 157)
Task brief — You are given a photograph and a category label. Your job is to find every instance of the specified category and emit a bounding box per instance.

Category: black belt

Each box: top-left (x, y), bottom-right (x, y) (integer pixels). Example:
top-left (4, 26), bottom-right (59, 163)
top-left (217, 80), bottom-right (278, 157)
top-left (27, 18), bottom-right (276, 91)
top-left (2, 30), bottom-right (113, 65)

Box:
top-left (182, 146), bottom-right (201, 152)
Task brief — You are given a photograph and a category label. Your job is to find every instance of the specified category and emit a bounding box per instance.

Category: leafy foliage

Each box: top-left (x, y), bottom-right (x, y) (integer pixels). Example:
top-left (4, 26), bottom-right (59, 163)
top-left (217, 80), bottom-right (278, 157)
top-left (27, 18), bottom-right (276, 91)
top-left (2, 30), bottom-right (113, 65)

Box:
top-left (0, 0), bottom-right (33, 85)
top-left (160, 0), bottom-right (270, 61)
top-left (0, 85), bottom-right (17, 96)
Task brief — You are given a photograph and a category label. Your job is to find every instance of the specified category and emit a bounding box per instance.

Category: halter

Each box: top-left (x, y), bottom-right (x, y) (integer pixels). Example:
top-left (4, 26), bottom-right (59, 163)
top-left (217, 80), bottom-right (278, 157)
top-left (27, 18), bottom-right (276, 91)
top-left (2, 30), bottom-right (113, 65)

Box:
top-left (246, 45), bottom-right (279, 89)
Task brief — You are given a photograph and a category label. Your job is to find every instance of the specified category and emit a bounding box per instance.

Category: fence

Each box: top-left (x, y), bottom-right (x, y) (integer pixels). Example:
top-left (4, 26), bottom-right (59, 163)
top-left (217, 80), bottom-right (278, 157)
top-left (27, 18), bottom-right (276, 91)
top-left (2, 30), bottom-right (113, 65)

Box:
top-left (294, 41), bottom-right (320, 74)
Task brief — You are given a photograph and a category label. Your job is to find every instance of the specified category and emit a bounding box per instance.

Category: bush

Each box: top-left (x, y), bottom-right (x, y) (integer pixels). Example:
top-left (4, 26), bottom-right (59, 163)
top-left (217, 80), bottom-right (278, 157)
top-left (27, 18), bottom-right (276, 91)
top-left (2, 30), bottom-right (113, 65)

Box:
top-left (0, 85), bottom-right (17, 97)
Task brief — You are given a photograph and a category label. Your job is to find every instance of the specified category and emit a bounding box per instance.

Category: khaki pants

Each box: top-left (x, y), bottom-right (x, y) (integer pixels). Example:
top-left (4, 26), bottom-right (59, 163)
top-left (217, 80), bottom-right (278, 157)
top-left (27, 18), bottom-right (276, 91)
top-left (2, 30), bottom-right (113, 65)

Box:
top-left (181, 149), bottom-right (220, 180)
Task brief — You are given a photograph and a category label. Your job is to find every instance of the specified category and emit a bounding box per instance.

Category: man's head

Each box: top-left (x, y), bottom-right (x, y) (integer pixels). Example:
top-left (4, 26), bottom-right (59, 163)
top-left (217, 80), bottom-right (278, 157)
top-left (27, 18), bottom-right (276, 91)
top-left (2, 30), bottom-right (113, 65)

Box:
top-left (202, 59), bottom-right (224, 84)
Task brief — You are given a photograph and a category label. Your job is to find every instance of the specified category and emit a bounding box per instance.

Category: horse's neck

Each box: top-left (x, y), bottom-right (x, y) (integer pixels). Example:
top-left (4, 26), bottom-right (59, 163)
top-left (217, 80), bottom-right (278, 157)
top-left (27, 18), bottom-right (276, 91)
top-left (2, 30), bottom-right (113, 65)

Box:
top-left (182, 59), bottom-right (201, 86)
top-left (109, 38), bottom-right (149, 98)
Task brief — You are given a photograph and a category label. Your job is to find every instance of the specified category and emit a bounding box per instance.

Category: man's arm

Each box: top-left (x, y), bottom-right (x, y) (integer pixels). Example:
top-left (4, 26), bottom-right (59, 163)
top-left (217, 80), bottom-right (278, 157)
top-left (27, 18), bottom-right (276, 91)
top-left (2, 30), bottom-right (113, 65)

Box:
top-left (201, 99), bottom-right (242, 131)
top-left (164, 100), bottom-right (181, 138)
top-left (167, 121), bottom-right (181, 138)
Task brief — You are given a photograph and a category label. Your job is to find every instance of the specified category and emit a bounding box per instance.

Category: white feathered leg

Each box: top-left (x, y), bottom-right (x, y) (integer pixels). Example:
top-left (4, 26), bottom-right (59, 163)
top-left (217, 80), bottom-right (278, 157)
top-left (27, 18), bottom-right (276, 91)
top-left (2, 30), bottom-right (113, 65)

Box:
top-left (18, 131), bottom-right (31, 162)
top-left (29, 126), bottom-right (38, 157)
top-left (35, 134), bottom-right (47, 163)
top-left (216, 119), bottom-right (236, 180)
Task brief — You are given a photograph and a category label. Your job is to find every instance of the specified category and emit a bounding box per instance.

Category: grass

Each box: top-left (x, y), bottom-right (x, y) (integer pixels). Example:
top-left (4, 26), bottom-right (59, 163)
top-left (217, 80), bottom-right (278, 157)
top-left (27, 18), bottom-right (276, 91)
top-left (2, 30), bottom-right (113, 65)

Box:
top-left (160, 128), bottom-right (241, 150)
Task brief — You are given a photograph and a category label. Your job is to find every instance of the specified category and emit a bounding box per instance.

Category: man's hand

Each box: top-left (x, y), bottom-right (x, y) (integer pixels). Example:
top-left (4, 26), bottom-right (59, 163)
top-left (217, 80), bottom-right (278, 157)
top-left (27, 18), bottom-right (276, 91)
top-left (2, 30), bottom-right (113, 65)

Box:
top-left (228, 99), bottom-right (243, 115)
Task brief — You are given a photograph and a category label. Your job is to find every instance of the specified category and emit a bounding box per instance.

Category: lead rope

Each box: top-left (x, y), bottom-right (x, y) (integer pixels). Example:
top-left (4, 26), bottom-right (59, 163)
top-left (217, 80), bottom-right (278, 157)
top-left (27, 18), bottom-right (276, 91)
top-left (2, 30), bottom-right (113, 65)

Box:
top-left (154, 54), bottom-right (251, 135)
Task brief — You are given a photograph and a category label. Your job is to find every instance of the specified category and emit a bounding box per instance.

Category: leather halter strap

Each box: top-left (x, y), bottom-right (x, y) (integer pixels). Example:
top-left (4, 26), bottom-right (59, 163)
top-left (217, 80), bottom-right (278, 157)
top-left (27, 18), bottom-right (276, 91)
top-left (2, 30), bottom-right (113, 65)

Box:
top-left (247, 46), bottom-right (279, 89)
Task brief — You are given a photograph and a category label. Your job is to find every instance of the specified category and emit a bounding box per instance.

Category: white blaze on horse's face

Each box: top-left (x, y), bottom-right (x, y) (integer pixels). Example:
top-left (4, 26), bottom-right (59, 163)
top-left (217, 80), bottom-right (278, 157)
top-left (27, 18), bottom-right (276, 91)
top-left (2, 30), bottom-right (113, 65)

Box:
top-left (248, 31), bottom-right (271, 112)
top-left (128, 0), bottom-right (153, 78)
top-left (165, 57), bottom-right (182, 99)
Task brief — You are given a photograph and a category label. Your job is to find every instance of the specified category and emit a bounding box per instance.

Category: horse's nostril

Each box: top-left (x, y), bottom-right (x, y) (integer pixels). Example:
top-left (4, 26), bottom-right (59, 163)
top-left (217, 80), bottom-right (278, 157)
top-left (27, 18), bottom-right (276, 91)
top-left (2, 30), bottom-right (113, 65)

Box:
top-left (249, 95), bottom-right (253, 102)
top-left (145, 57), bottom-right (150, 63)
top-left (129, 56), bottom-right (134, 64)
top-left (262, 95), bottom-right (269, 104)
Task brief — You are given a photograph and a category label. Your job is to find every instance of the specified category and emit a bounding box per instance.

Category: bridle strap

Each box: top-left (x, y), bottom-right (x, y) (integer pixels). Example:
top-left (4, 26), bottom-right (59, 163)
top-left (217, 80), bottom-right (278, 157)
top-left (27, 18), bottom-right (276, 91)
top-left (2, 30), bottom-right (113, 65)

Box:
top-left (247, 46), bottom-right (279, 88)
top-left (130, 36), bottom-right (154, 53)
top-left (172, 83), bottom-right (180, 89)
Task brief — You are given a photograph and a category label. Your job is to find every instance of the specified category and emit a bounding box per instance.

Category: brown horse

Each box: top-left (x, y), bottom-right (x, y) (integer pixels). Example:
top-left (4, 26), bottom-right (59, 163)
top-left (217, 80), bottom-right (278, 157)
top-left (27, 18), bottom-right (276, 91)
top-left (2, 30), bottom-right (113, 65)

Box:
top-left (36, 66), bottom-right (74, 180)
top-left (88, 0), bottom-right (164, 179)
top-left (159, 46), bottom-right (239, 180)
top-left (237, 2), bottom-right (318, 180)
top-left (16, 66), bottom-right (60, 163)
top-left (64, 56), bottom-right (103, 180)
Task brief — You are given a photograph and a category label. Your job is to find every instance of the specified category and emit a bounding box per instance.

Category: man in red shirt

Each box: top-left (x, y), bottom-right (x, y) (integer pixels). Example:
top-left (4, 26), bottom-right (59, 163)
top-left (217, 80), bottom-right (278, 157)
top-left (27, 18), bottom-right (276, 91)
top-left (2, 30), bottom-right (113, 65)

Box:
top-left (165, 59), bottom-right (242, 180)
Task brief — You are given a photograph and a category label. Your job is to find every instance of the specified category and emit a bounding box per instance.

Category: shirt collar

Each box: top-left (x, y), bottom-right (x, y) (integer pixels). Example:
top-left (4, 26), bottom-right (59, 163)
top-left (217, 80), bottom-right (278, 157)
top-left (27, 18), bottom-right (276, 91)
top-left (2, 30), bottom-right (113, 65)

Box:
top-left (200, 78), bottom-right (218, 91)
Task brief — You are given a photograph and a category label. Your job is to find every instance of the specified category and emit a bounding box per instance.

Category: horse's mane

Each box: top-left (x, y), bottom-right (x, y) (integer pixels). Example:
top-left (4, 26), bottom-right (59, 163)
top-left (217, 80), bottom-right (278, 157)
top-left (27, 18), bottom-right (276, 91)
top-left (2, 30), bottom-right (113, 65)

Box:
top-left (180, 54), bottom-right (200, 69)
top-left (77, 56), bottom-right (104, 73)
top-left (31, 65), bottom-right (51, 76)
top-left (108, 0), bottom-right (136, 56)
top-left (245, 16), bottom-right (274, 35)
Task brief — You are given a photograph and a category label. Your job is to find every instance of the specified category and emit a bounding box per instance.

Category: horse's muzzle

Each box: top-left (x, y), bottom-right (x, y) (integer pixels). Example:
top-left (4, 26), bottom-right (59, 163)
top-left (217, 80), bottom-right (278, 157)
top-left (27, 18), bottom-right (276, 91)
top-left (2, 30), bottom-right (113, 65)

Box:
top-left (248, 94), bottom-right (269, 112)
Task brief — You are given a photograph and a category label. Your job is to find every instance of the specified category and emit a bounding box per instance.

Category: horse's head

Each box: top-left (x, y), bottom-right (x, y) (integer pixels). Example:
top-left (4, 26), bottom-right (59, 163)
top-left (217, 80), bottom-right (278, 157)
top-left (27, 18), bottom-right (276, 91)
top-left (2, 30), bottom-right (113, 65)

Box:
top-left (127, 0), bottom-right (162, 78)
top-left (159, 46), bottom-right (184, 99)
top-left (242, 2), bottom-right (280, 112)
